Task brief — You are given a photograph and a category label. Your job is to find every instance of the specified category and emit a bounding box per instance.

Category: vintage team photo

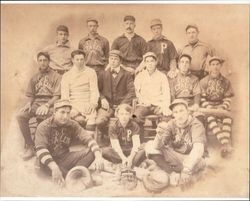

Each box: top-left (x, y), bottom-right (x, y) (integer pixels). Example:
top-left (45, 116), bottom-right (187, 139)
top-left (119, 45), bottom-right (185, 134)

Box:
top-left (1, 3), bottom-right (249, 198)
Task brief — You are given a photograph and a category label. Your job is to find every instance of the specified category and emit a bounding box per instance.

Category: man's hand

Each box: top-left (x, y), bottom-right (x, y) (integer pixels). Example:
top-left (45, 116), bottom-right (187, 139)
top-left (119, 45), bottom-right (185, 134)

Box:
top-left (101, 99), bottom-right (110, 111)
top-left (179, 170), bottom-right (192, 190)
top-left (51, 166), bottom-right (65, 187)
top-left (93, 153), bottom-right (104, 171)
top-left (36, 104), bottom-right (49, 116)
top-left (86, 103), bottom-right (97, 114)
top-left (135, 61), bottom-right (146, 75)
top-left (167, 69), bottom-right (179, 79)
top-left (126, 155), bottom-right (134, 169)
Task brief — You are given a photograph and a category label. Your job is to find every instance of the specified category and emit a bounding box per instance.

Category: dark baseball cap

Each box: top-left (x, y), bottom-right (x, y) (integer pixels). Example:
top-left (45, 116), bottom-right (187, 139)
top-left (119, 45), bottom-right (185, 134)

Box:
top-left (54, 99), bottom-right (72, 110)
top-left (169, 99), bottom-right (188, 111)
top-left (124, 15), bottom-right (135, 22)
top-left (56, 25), bottom-right (69, 33)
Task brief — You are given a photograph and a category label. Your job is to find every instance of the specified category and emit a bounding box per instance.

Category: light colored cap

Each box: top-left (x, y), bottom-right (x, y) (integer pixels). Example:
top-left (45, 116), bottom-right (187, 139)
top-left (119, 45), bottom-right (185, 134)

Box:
top-left (208, 56), bottom-right (225, 64)
top-left (54, 99), bottom-right (72, 110)
top-left (169, 99), bottom-right (188, 111)
top-left (143, 52), bottom-right (157, 61)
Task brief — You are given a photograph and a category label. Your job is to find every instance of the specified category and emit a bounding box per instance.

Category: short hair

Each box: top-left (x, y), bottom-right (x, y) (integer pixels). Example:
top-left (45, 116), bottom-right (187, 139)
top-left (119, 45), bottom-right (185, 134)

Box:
top-left (114, 104), bottom-right (133, 117)
top-left (178, 54), bottom-right (192, 62)
top-left (124, 15), bottom-right (136, 22)
top-left (37, 52), bottom-right (50, 61)
top-left (56, 25), bottom-right (69, 34)
top-left (71, 49), bottom-right (85, 58)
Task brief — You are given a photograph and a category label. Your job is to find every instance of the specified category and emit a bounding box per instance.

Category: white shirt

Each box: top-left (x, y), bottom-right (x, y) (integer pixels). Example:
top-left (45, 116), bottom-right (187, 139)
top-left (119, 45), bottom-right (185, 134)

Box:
top-left (61, 65), bottom-right (99, 114)
top-left (134, 69), bottom-right (171, 115)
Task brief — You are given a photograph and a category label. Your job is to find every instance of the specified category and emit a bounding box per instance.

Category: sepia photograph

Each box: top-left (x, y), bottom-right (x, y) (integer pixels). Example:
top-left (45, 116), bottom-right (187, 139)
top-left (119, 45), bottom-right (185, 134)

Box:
top-left (1, 1), bottom-right (249, 199)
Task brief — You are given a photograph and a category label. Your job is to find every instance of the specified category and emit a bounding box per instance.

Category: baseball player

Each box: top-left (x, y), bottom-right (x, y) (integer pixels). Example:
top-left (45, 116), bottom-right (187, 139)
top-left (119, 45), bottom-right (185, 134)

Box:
top-left (102, 104), bottom-right (146, 169)
top-left (35, 99), bottom-right (103, 186)
top-left (61, 49), bottom-right (99, 132)
top-left (43, 25), bottom-right (73, 74)
top-left (200, 56), bottom-right (234, 157)
top-left (136, 19), bottom-right (178, 78)
top-left (111, 15), bottom-right (148, 74)
top-left (78, 18), bottom-right (110, 77)
top-left (96, 50), bottom-right (136, 144)
top-left (179, 24), bottom-right (215, 80)
top-left (145, 99), bottom-right (207, 187)
top-left (169, 54), bottom-right (201, 111)
top-left (16, 52), bottom-right (61, 160)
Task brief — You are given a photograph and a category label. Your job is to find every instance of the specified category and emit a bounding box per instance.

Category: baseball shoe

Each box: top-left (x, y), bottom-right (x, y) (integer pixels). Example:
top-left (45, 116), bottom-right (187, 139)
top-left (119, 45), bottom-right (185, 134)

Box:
top-left (22, 147), bottom-right (35, 161)
top-left (220, 143), bottom-right (233, 158)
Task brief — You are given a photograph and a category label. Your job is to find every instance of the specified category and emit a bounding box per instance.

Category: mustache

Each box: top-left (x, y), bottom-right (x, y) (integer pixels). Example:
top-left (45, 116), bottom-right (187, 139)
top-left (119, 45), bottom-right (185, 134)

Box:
top-left (126, 27), bottom-right (132, 31)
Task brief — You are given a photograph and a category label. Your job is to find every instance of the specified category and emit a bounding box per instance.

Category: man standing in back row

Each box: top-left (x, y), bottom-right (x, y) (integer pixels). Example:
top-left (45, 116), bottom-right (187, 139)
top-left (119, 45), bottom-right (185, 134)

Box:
top-left (111, 15), bottom-right (148, 74)
top-left (79, 18), bottom-right (110, 77)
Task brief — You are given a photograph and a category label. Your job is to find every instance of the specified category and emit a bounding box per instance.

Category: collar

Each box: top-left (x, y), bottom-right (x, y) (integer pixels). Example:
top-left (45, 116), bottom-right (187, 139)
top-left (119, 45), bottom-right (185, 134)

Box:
top-left (56, 40), bottom-right (70, 47)
top-left (39, 67), bottom-right (51, 74)
top-left (149, 35), bottom-right (168, 42)
top-left (85, 33), bottom-right (101, 40)
top-left (184, 40), bottom-right (202, 48)
top-left (178, 70), bottom-right (192, 77)
top-left (209, 73), bottom-right (223, 80)
top-left (110, 66), bottom-right (121, 74)
top-left (51, 117), bottom-right (69, 128)
top-left (72, 65), bottom-right (87, 72)
top-left (122, 33), bottom-right (137, 39)
top-left (117, 119), bottom-right (133, 129)
top-left (174, 115), bottom-right (193, 129)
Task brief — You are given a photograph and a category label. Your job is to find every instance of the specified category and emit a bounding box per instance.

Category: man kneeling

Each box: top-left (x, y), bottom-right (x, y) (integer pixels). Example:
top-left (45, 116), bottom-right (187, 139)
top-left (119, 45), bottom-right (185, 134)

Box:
top-left (146, 99), bottom-right (206, 187)
top-left (35, 99), bottom-right (103, 186)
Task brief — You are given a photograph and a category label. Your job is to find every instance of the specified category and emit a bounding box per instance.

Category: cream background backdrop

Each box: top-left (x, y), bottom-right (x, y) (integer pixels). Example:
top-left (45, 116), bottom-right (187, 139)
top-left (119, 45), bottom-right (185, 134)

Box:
top-left (1, 4), bottom-right (249, 197)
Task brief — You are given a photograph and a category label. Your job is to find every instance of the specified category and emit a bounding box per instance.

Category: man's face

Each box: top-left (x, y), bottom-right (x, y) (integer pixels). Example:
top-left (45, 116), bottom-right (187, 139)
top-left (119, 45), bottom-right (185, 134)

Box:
top-left (186, 28), bottom-right (199, 44)
top-left (72, 54), bottom-right (85, 68)
top-left (37, 55), bottom-right (49, 71)
top-left (124, 20), bottom-right (136, 34)
top-left (178, 57), bottom-right (191, 75)
top-left (172, 104), bottom-right (189, 125)
top-left (87, 21), bottom-right (98, 35)
top-left (151, 25), bottom-right (162, 38)
top-left (109, 55), bottom-right (121, 69)
top-left (117, 108), bottom-right (131, 127)
top-left (57, 31), bottom-right (69, 44)
top-left (209, 60), bottom-right (222, 78)
top-left (54, 107), bottom-right (71, 125)
top-left (145, 57), bottom-right (157, 73)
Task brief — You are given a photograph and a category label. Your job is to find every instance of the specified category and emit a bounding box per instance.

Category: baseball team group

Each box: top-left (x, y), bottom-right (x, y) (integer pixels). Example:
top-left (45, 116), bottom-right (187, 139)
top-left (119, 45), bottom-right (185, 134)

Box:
top-left (15, 15), bottom-right (234, 191)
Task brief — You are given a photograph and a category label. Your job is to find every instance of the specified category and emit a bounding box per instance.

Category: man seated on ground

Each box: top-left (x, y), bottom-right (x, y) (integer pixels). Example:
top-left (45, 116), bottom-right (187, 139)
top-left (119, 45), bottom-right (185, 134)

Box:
top-left (16, 52), bottom-right (61, 161)
top-left (61, 50), bottom-right (99, 132)
top-left (145, 99), bottom-right (206, 187)
top-left (96, 50), bottom-right (136, 145)
top-left (134, 52), bottom-right (172, 139)
top-left (200, 56), bottom-right (234, 157)
top-left (35, 99), bottom-right (103, 187)
top-left (102, 104), bottom-right (146, 169)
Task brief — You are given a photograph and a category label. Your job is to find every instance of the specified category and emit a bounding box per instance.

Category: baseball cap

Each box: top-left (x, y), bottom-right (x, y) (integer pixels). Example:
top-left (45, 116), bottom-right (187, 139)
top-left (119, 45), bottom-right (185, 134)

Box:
top-left (179, 54), bottom-right (192, 62)
top-left (208, 56), bottom-right (225, 65)
top-left (86, 17), bottom-right (98, 24)
top-left (56, 25), bottom-right (69, 34)
top-left (109, 50), bottom-right (123, 59)
top-left (124, 15), bottom-right (136, 22)
top-left (185, 24), bottom-right (199, 32)
top-left (54, 99), bottom-right (72, 110)
top-left (150, 19), bottom-right (162, 28)
top-left (143, 52), bottom-right (157, 61)
top-left (169, 99), bottom-right (189, 111)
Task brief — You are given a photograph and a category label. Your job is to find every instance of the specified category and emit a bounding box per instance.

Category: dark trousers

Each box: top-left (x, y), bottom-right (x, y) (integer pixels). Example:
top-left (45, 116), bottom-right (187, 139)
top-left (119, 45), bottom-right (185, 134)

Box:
top-left (39, 149), bottom-right (95, 178)
top-left (102, 145), bottom-right (146, 167)
top-left (16, 101), bottom-right (53, 147)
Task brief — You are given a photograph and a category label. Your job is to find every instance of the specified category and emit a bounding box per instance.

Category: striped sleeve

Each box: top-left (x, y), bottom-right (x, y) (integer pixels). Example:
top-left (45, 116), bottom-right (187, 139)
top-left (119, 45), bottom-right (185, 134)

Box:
top-left (221, 97), bottom-right (232, 110)
top-left (35, 145), bottom-right (54, 166)
top-left (73, 121), bottom-right (101, 154)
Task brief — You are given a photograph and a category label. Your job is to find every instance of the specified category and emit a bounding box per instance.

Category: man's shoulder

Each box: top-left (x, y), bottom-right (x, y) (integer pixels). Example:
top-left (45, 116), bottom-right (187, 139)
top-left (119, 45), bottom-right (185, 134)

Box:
top-left (85, 66), bottom-right (96, 74)
top-left (43, 43), bottom-right (56, 52)
top-left (79, 36), bottom-right (89, 44)
top-left (113, 34), bottom-right (125, 42)
top-left (134, 33), bottom-right (146, 42)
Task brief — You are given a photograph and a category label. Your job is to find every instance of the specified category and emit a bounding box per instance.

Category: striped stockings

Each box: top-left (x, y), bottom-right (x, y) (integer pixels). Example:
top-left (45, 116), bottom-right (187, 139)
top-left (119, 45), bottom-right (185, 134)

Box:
top-left (207, 116), bottom-right (232, 145)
